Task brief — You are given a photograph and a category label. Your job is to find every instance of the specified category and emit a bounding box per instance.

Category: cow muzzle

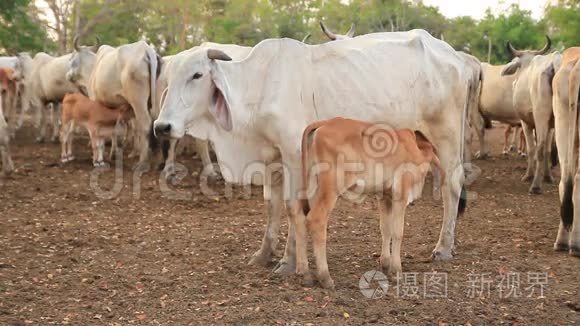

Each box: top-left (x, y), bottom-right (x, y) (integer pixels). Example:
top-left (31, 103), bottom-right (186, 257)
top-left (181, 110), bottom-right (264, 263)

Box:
top-left (153, 122), bottom-right (172, 138)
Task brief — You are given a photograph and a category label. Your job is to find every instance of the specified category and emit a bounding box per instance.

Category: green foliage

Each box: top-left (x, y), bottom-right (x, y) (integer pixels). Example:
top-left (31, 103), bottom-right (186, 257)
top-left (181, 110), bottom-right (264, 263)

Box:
top-left (0, 0), bottom-right (54, 55)
top-left (2, 0), bottom-right (577, 62)
top-left (545, 0), bottom-right (580, 49)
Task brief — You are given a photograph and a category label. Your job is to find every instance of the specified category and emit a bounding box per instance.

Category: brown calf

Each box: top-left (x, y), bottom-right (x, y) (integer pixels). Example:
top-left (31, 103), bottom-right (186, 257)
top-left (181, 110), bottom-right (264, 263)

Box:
top-left (60, 93), bottom-right (134, 167)
top-left (293, 117), bottom-right (445, 289)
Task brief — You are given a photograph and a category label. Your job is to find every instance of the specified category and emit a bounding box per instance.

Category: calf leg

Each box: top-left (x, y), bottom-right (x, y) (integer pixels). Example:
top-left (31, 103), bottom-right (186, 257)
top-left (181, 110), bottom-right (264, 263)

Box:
top-left (388, 199), bottom-right (407, 275)
top-left (308, 188), bottom-right (338, 289)
top-left (60, 121), bottom-right (72, 162)
top-left (520, 121), bottom-right (536, 182)
top-left (378, 196), bottom-right (393, 271)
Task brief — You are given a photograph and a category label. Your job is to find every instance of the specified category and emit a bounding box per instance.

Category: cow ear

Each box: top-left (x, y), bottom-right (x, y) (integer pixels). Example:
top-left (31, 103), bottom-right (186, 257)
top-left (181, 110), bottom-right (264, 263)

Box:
top-left (209, 85), bottom-right (232, 131)
top-left (209, 69), bottom-right (232, 131)
top-left (501, 59), bottom-right (521, 76)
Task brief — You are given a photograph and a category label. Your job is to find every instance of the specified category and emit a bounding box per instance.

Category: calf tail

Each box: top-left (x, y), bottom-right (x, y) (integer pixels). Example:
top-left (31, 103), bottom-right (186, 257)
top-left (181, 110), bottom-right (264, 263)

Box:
top-left (561, 59), bottom-right (580, 229)
top-left (299, 121), bottom-right (327, 216)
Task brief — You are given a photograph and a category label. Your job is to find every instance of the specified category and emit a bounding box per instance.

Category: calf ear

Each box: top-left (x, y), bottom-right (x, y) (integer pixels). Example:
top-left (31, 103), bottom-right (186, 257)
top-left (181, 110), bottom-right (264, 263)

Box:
top-left (501, 59), bottom-right (521, 76)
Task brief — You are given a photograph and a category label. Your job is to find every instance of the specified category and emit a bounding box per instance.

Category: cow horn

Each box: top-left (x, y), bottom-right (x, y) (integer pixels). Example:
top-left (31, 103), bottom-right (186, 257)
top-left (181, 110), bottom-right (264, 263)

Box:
top-left (533, 35), bottom-right (551, 55)
top-left (73, 35), bottom-right (81, 51)
top-left (302, 33), bottom-right (311, 43)
top-left (345, 23), bottom-right (355, 38)
top-left (207, 49), bottom-right (232, 61)
top-left (91, 37), bottom-right (101, 52)
top-left (319, 21), bottom-right (337, 41)
top-left (506, 41), bottom-right (522, 58)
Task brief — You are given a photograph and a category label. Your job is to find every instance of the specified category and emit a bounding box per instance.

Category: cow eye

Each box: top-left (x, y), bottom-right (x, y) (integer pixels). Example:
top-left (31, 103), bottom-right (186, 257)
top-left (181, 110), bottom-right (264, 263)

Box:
top-left (192, 72), bottom-right (203, 80)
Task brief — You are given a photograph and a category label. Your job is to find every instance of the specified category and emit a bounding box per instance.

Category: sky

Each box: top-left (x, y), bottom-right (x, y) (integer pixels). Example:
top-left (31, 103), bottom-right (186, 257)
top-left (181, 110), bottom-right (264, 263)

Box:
top-left (422, 0), bottom-right (548, 20)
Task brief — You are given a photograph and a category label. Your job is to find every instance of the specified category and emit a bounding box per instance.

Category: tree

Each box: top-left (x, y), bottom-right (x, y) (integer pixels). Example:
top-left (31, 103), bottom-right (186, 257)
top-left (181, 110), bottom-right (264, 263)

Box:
top-left (545, 0), bottom-right (580, 49)
top-left (0, 0), bottom-right (54, 54)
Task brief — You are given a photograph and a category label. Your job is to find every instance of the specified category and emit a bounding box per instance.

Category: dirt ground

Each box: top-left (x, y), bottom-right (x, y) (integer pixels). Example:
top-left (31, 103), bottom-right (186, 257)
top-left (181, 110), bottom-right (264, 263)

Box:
top-left (0, 123), bottom-right (579, 326)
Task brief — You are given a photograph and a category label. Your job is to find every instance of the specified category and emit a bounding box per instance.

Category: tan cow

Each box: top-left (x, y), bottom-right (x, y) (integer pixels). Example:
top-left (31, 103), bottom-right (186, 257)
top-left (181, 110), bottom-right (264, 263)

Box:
top-left (293, 117), bottom-right (445, 288)
top-left (60, 93), bottom-right (134, 167)
top-left (553, 47), bottom-right (580, 256)
top-left (501, 37), bottom-right (559, 194)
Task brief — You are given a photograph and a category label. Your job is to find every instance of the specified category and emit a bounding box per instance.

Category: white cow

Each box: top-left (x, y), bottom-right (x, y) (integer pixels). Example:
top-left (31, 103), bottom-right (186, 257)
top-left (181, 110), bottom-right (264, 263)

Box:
top-left (501, 38), bottom-right (560, 194)
top-left (153, 52), bottom-right (218, 178)
top-left (155, 31), bottom-right (474, 278)
top-left (552, 47), bottom-right (580, 256)
top-left (21, 52), bottom-right (80, 142)
top-left (0, 92), bottom-right (14, 174)
top-left (66, 39), bottom-right (159, 172)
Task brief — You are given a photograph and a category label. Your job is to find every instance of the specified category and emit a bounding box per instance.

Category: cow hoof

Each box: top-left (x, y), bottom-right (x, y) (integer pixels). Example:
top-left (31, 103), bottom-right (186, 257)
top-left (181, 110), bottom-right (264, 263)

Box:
top-left (67, 156), bottom-right (75, 162)
top-left (272, 261), bottom-right (296, 276)
top-left (248, 250), bottom-right (272, 267)
top-left (474, 151), bottom-right (488, 160)
top-left (431, 249), bottom-right (453, 261)
top-left (570, 246), bottom-right (580, 258)
top-left (521, 174), bottom-right (533, 182)
top-left (519, 152), bottom-right (527, 158)
top-left (554, 242), bottom-right (569, 252)
top-left (501, 150), bottom-right (509, 156)
top-left (35, 137), bottom-right (45, 143)
top-left (61, 157), bottom-right (69, 163)
top-left (508, 145), bottom-right (516, 153)
top-left (528, 186), bottom-right (542, 195)
top-left (302, 273), bottom-right (314, 288)
top-left (319, 277), bottom-right (335, 290)
top-left (134, 162), bottom-right (150, 174)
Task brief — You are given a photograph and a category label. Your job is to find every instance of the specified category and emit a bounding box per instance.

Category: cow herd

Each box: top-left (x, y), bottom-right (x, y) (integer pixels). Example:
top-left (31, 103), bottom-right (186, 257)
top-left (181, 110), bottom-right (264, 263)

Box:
top-left (0, 23), bottom-right (578, 288)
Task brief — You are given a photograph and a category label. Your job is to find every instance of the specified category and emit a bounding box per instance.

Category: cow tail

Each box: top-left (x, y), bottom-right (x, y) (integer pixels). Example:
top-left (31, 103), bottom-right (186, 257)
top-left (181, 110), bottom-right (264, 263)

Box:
top-left (562, 59), bottom-right (580, 229)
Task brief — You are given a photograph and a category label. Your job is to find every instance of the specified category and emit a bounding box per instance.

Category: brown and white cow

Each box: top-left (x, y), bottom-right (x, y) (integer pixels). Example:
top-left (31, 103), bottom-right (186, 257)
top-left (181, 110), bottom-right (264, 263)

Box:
top-left (60, 93), bottom-right (134, 167)
top-left (553, 47), bottom-right (580, 256)
top-left (293, 117), bottom-right (446, 288)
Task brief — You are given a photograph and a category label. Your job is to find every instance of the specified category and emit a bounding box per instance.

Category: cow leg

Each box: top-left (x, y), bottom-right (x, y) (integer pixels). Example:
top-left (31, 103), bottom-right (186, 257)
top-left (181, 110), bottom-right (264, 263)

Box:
top-left (162, 138), bottom-right (178, 177)
top-left (554, 95), bottom-right (573, 251)
top-left (378, 196), bottom-right (393, 271)
top-left (509, 126), bottom-right (520, 152)
top-left (195, 139), bottom-right (217, 178)
top-left (125, 94), bottom-right (151, 173)
top-left (0, 144), bottom-right (14, 175)
top-left (36, 104), bottom-right (47, 143)
top-left (529, 108), bottom-right (552, 194)
top-left (502, 125), bottom-right (512, 155)
top-left (249, 170), bottom-right (284, 267)
top-left (520, 121), bottom-right (536, 182)
top-left (543, 129), bottom-right (555, 183)
top-left (50, 103), bottom-right (60, 143)
top-left (430, 133), bottom-right (464, 261)
top-left (472, 112), bottom-right (488, 159)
